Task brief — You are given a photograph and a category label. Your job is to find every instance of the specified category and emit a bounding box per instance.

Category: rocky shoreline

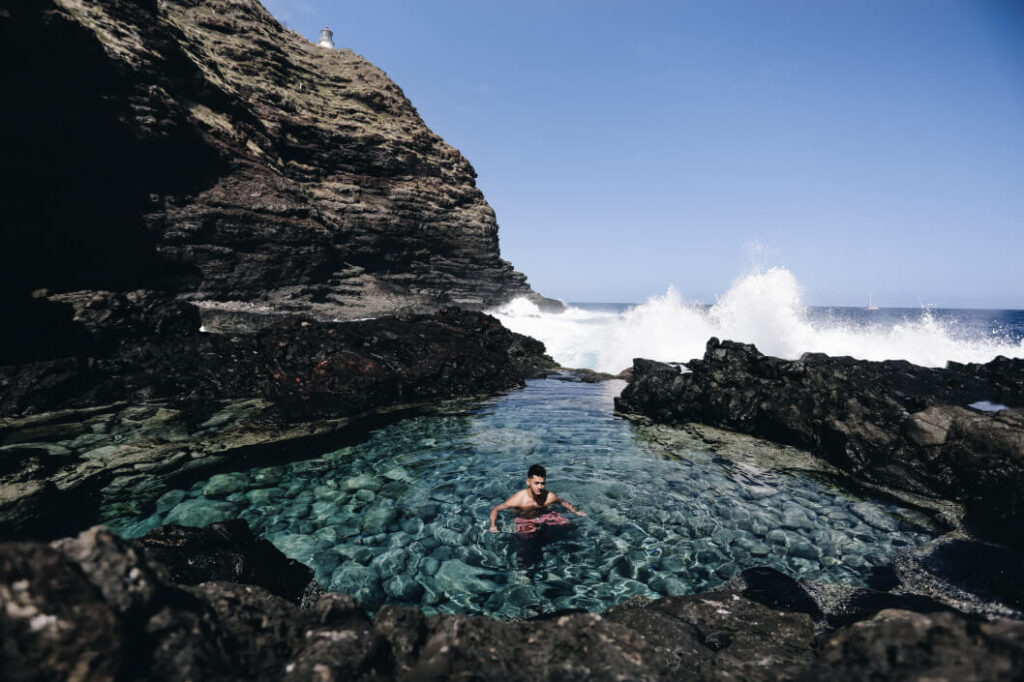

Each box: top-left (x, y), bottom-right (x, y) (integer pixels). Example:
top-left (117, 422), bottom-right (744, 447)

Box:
top-left (3, 0), bottom-right (1023, 678)
top-left (616, 338), bottom-right (1024, 547)
top-left (5, 334), bottom-right (1024, 678)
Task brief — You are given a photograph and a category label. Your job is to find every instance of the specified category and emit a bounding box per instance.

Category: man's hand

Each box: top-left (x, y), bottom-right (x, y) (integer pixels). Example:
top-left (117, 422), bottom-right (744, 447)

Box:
top-left (489, 524), bottom-right (499, 533)
top-left (560, 499), bottom-right (585, 517)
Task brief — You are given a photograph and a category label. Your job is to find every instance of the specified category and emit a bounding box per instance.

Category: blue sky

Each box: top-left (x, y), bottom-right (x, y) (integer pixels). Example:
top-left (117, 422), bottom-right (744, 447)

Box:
top-left (263, 1), bottom-right (1023, 308)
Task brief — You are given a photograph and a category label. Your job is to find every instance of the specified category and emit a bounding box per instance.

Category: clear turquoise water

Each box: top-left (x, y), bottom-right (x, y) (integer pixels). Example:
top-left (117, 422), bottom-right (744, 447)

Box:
top-left (100, 378), bottom-right (937, 619)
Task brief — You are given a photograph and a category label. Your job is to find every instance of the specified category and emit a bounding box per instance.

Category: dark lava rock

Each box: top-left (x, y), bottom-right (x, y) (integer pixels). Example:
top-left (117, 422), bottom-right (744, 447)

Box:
top-left (732, 566), bottom-right (950, 631)
top-left (133, 520), bottom-right (314, 603)
top-left (4, 525), bottom-right (1024, 681)
top-left (408, 611), bottom-right (664, 682)
top-left (552, 368), bottom-right (624, 383)
top-left (604, 591), bottom-right (817, 681)
top-left (0, 540), bottom-right (123, 681)
top-left (253, 307), bottom-right (555, 420)
top-left (894, 534), bottom-right (1024, 619)
top-left (804, 609), bottom-right (1024, 682)
top-left (373, 605), bottom-right (428, 677)
top-left (616, 338), bottom-right (1024, 545)
top-left (50, 290), bottom-right (202, 354)
top-left (732, 566), bottom-right (824, 621)
top-left (0, 306), bottom-right (555, 419)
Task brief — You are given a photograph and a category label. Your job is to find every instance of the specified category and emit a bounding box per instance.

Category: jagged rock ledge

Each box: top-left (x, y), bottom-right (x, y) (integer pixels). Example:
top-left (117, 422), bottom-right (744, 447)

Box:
top-left (3, 521), bottom-right (1022, 681)
top-left (615, 338), bottom-right (1024, 547)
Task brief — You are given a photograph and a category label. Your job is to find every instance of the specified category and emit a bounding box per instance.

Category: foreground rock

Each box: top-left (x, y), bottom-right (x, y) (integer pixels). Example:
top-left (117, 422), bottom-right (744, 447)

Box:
top-left (615, 339), bottom-right (1024, 545)
top-left (3, 523), bottom-right (1022, 681)
top-left (0, 305), bottom-right (555, 539)
top-left (893, 534), bottom-right (1024, 620)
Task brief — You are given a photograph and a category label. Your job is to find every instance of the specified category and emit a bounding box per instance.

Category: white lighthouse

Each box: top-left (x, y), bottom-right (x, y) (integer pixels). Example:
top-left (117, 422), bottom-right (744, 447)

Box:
top-left (318, 26), bottom-right (335, 49)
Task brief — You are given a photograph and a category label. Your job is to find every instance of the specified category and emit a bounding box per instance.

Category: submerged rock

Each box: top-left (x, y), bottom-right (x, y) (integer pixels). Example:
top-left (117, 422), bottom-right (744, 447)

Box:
top-left (202, 473), bottom-right (251, 499)
top-left (330, 564), bottom-right (385, 611)
top-left (435, 558), bottom-right (499, 597)
top-left (163, 499), bottom-right (238, 528)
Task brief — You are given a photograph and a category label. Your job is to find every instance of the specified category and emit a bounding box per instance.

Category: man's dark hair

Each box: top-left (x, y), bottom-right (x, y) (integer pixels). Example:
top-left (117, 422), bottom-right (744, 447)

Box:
top-left (527, 464), bottom-right (546, 478)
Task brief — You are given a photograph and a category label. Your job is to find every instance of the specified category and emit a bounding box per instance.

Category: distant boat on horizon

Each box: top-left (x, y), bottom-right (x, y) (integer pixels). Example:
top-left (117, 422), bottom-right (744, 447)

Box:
top-left (867, 293), bottom-right (880, 311)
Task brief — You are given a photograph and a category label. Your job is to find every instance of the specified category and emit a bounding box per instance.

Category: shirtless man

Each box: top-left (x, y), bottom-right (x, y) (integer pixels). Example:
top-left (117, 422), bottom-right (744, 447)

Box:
top-left (489, 464), bottom-right (586, 533)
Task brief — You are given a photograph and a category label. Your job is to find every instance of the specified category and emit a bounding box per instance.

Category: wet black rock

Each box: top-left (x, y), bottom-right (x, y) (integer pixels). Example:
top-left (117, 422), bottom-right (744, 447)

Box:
top-left (893, 534), bottom-right (1024, 619)
top-left (134, 520), bottom-right (314, 604)
top-left (731, 566), bottom-right (824, 620)
top-left (615, 338), bottom-right (1024, 545)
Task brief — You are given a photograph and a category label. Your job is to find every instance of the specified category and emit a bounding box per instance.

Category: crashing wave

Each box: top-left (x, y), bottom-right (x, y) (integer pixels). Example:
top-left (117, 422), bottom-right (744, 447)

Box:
top-left (490, 267), bottom-right (1024, 373)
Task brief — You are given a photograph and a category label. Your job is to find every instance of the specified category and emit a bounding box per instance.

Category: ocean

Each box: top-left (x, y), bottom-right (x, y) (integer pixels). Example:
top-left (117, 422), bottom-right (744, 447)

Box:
top-left (491, 268), bottom-right (1024, 374)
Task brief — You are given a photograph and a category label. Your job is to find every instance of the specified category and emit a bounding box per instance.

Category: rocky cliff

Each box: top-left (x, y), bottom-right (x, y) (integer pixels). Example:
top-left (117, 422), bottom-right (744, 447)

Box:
top-left (1, 0), bottom-right (557, 353)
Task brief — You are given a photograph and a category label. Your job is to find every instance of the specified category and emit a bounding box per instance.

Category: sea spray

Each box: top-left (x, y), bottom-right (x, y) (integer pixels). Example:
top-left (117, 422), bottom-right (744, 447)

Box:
top-left (491, 267), bottom-right (1024, 373)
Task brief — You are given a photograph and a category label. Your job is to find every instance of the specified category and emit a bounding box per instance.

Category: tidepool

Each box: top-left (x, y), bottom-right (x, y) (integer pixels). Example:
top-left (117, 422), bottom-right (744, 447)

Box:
top-left (100, 377), bottom-right (938, 619)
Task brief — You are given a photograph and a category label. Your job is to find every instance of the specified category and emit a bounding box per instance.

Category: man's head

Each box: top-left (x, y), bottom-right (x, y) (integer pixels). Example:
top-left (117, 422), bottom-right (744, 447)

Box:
top-left (527, 464), bottom-right (546, 497)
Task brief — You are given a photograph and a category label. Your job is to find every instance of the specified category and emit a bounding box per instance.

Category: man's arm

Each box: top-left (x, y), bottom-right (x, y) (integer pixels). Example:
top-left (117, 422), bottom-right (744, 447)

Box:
top-left (489, 494), bottom-right (520, 532)
top-left (556, 495), bottom-right (586, 516)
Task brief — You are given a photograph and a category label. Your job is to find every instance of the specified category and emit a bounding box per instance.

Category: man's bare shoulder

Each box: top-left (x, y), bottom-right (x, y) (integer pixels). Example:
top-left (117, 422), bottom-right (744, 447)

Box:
top-left (499, 489), bottom-right (526, 507)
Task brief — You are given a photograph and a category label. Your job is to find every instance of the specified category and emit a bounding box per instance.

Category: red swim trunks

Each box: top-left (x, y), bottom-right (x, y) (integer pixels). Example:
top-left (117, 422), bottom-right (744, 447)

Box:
top-left (515, 510), bottom-right (570, 535)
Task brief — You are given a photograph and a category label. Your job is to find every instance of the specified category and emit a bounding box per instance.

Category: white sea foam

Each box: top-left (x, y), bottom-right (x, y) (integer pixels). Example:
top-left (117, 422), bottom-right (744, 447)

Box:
top-left (490, 267), bottom-right (1024, 373)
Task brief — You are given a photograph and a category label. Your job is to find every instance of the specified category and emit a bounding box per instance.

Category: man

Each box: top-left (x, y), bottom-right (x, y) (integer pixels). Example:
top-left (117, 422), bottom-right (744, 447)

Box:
top-left (489, 464), bottom-right (586, 534)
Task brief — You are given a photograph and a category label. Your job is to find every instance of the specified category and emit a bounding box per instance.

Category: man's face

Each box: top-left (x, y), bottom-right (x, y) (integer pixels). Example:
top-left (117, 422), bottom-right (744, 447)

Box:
top-left (527, 475), bottom-right (546, 497)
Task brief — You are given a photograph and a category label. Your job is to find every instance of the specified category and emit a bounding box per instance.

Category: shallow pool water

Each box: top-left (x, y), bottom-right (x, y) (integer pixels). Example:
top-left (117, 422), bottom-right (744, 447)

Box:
top-left (101, 378), bottom-right (938, 619)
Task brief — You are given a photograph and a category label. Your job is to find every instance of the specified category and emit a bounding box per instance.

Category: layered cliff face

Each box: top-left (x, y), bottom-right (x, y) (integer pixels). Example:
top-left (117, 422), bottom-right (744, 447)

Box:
top-left (1, 0), bottom-right (556, 340)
